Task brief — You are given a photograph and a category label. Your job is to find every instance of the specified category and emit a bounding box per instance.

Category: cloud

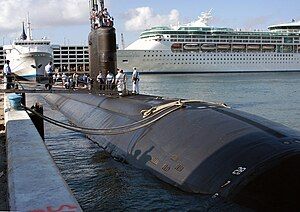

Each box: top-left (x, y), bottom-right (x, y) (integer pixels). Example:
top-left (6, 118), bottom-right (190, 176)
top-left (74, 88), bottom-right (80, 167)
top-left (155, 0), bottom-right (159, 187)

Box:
top-left (124, 7), bottom-right (180, 31)
top-left (0, 0), bottom-right (89, 34)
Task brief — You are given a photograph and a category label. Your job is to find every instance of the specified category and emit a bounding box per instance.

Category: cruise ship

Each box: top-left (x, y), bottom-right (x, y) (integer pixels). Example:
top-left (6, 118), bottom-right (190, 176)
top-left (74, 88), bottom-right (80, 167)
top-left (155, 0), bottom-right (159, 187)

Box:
top-left (117, 11), bottom-right (300, 73)
top-left (4, 19), bottom-right (53, 80)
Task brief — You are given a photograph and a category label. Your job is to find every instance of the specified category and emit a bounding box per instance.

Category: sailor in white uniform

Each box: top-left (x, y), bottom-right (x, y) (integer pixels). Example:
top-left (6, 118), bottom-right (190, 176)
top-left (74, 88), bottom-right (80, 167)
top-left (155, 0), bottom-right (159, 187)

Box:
top-left (132, 67), bottom-right (140, 94)
top-left (3, 60), bottom-right (12, 89)
top-left (115, 69), bottom-right (126, 96)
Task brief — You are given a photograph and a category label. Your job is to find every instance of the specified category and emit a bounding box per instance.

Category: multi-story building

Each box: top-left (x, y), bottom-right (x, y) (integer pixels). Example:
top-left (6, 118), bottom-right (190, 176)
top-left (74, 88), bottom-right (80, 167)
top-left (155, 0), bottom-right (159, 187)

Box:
top-left (0, 46), bottom-right (6, 69)
top-left (52, 45), bottom-right (89, 73)
top-left (0, 44), bottom-right (90, 74)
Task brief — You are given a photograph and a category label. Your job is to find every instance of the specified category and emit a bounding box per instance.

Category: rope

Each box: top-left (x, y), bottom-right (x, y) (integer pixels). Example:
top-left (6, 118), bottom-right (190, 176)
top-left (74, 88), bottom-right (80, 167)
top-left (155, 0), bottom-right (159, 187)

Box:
top-left (26, 103), bottom-right (174, 131)
top-left (23, 97), bottom-right (228, 135)
top-left (23, 102), bottom-right (185, 135)
top-left (141, 99), bottom-right (228, 118)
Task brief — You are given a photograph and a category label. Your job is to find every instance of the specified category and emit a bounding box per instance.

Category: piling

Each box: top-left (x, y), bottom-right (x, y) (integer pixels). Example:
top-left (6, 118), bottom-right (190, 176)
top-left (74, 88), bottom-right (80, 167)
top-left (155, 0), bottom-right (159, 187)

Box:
top-left (28, 103), bottom-right (44, 140)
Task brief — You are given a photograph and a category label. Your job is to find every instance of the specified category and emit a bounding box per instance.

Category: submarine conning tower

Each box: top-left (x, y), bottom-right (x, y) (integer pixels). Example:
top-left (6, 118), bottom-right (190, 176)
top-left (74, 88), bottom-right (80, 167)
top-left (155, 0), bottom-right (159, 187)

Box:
top-left (88, 0), bottom-right (117, 93)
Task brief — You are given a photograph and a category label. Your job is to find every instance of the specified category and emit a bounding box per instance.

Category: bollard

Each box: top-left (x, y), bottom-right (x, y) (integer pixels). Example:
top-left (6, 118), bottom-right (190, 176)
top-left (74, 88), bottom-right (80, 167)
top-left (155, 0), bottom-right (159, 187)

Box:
top-left (28, 103), bottom-right (44, 140)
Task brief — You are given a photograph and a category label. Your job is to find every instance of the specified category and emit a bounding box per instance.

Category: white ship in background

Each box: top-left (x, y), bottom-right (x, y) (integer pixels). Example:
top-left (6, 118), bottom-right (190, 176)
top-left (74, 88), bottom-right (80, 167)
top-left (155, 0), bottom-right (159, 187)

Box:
top-left (4, 17), bottom-right (53, 80)
top-left (118, 10), bottom-right (300, 73)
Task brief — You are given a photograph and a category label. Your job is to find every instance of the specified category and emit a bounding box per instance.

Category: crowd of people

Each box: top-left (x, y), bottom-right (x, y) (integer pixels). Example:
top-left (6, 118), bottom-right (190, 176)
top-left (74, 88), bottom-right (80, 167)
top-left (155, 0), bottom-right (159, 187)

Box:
top-left (96, 67), bottom-right (140, 96)
top-left (49, 72), bottom-right (92, 90)
top-left (90, 7), bottom-right (114, 29)
top-left (45, 62), bottom-right (140, 96)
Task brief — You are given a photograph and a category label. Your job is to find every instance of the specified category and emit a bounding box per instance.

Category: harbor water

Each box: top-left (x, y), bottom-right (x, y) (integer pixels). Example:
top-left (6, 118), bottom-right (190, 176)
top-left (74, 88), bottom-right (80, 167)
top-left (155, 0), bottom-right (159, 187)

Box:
top-left (42, 72), bottom-right (299, 211)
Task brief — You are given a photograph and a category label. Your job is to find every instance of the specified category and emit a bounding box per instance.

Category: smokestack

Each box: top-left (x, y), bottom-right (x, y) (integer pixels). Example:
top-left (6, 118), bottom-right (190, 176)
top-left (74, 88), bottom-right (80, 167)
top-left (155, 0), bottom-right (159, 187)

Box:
top-left (20, 22), bottom-right (27, 40)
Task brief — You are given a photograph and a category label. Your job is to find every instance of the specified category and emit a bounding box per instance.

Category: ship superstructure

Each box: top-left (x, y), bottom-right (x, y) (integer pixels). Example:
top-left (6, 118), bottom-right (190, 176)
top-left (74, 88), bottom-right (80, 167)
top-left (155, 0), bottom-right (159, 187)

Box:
top-left (4, 17), bottom-right (53, 80)
top-left (118, 11), bottom-right (300, 73)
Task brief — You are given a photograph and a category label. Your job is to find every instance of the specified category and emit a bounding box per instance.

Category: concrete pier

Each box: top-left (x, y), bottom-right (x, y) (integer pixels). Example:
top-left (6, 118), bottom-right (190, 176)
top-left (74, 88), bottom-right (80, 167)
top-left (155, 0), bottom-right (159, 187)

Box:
top-left (0, 90), bottom-right (8, 210)
top-left (5, 95), bottom-right (82, 211)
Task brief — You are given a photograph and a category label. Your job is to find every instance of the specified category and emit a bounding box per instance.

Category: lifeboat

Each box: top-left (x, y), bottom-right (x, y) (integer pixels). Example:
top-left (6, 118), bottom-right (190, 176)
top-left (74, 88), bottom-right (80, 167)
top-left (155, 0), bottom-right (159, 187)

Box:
top-left (184, 43), bottom-right (200, 50)
top-left (262, 45), bottom-right (276, 51)
top-left (217, 44), bottom-right (231, 50)
top-left (247, 45), bottom-right (261, 50)
top-left (201, 43), bottom-right (216, 51)
top-left (171, 43), bottom-right (183, 51)
top-left (232, 44), bottom-right (246, 50)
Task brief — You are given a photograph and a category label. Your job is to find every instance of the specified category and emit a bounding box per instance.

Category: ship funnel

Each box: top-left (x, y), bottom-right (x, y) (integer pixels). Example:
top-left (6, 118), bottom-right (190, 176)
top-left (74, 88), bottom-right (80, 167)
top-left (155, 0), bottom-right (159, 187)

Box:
top-left (20, 22), bottom-right (27, 40)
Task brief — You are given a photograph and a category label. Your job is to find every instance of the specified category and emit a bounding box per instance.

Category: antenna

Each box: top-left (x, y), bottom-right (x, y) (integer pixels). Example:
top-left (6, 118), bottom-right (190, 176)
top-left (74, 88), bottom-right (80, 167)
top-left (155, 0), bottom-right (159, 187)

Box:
top-left (27, 12), bottom-right (32, 40)
top-left (90, 0), bottom-right (100, 11)
top-left (99, 0), bottom-right (105, 11)
top-left (121, 33), bottom-right (125, 50)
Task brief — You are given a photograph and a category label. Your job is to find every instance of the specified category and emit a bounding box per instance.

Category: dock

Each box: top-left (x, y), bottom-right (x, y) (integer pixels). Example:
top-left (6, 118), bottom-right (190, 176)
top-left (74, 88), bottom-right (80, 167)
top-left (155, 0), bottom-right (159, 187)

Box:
top-left (2, 84), bottom-right (83, 211)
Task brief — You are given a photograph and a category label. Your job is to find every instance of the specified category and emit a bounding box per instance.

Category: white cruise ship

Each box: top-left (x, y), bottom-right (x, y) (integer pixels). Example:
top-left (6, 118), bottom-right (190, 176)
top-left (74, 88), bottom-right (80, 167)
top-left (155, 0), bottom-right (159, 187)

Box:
top-left (4, 19), bottom-right (53, 80)
top-left (117, 11), bottom-right (300, 73)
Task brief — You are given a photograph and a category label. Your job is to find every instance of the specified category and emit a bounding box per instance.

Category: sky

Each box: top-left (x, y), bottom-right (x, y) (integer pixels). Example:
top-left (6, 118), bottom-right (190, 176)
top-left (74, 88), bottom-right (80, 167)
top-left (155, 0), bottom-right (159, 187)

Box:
top-left (0, 0), bottom-right (299, 47)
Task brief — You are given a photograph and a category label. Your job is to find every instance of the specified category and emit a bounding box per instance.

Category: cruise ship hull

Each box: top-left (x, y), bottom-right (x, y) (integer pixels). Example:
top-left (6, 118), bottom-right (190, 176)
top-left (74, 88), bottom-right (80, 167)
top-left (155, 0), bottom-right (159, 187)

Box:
top-left (117, 50), bottom-right (300, 73)
top-left (6, 52), bottom-right (52, 81)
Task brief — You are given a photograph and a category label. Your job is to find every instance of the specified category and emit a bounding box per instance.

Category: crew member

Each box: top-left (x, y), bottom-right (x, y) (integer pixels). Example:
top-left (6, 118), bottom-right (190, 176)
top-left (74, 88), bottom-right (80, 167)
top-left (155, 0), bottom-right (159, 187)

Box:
top-left (103, 8), bottom-right (113, 26)
top-left (132, 67), bottom-right (140, 94)
top-left (61, 72), bottom-right (67, 87)
top-left (44, 61), bottom-right (53, 90)
top-left (106, 71), bottom-right (114, 90)
top-left (87, 74), bottom-right (93, 91)
top-left (3, 60), bottom-right (12, 89)
top-left (115, 69), bottom-right (126, 96)
top-left (72, 72), bottom-right (79, 87)
top-left (96, 71), bottom-right (105, 91)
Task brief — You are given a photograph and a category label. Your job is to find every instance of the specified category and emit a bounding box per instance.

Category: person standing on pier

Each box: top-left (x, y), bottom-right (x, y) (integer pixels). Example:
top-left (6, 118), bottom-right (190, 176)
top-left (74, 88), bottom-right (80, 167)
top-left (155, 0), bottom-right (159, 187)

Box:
top-left (132, 67), bottom-right (140, 95)
top-left (73, 72), bottom-right (79, 88)
top-left (45, 61), bottom-right (53, 90)
top-left (3, 60), bottom-right (12, 89)
top-left (87, 74), bottom-right (93, 92)
top-left (61, 73), bottom-right (67, 87)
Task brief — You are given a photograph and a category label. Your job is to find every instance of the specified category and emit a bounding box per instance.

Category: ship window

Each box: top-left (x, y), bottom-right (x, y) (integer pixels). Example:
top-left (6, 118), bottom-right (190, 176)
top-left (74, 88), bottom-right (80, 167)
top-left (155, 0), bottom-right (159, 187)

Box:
top-left (122, 60), bottom-right (128, 63)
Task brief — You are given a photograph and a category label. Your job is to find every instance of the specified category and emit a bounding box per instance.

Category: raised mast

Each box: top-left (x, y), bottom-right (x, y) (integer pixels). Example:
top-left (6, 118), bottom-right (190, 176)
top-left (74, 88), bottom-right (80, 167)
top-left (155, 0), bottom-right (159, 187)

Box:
top-left (26, 13), bottom-right (32, 40)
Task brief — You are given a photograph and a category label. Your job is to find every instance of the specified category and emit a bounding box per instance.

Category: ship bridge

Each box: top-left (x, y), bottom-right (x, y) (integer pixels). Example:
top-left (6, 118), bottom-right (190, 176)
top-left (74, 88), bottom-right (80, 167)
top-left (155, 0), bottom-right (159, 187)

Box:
top-left (268, 20), bottom-right (300, 33)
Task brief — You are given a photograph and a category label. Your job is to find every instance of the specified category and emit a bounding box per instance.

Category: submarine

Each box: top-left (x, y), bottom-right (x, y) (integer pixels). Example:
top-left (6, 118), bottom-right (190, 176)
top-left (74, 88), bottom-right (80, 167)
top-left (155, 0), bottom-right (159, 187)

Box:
top-left (42, 1), bottom-right (300, 210)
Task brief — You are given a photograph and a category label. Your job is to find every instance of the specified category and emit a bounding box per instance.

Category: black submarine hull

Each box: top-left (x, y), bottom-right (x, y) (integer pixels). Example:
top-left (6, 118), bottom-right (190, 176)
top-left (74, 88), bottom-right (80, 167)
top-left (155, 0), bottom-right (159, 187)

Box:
top-left (44, 93), bottom-right (300, 210)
